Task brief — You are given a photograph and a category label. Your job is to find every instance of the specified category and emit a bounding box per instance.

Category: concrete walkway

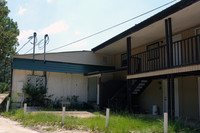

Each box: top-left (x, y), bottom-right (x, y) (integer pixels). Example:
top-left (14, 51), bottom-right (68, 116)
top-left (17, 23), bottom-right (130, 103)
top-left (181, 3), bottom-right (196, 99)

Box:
top-left (0, 117), bottom-right (39, 133)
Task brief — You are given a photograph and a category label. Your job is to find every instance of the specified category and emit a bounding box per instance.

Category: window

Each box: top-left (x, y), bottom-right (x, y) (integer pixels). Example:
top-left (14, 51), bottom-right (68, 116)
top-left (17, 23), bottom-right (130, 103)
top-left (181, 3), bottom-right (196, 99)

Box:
top-left (121, 53), bottom-right (127, 67)
top-left (196, 28), bottom-right (200, 35)
top-left (147, 42), bottom-right (159, 61)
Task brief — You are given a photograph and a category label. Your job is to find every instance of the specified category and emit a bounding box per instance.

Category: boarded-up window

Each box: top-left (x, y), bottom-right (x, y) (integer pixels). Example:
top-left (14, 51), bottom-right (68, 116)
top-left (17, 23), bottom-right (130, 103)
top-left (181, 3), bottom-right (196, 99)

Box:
top-left (121, 53), bottom-right (127, 67)
top-left (147, 42), bottom-right (159, 61)
top-left (196, 28), bottom-right (200, 35)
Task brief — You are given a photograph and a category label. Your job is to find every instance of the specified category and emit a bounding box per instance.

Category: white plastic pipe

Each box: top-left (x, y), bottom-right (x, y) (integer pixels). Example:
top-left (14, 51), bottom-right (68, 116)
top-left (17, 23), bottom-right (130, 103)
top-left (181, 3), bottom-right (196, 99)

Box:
top-left (24, 103), bottom-right (27, 115)
top-left (164, 113), bottom-right (168, 133)
top-left (62, 107), bottom-right (66, 125)
top-left (6, 100), bottom-right (10, 112)
top-left (105, 108), bottom-right (110, 128)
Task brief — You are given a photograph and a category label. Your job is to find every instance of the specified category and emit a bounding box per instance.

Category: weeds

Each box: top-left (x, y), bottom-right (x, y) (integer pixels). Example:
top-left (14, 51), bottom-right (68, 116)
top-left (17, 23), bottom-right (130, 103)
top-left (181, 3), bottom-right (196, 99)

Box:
top-left (1, 110), bottom-right (199, 133)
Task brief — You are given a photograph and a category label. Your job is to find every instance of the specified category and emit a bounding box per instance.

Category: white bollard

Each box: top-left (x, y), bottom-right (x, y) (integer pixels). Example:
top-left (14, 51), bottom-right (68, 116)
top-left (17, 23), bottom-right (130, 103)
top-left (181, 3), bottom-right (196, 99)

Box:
top-left (6, 100), bottom-right (10, 112)
top-left (62, 107), bottom-right (66, 125)
top-left (24, 103), bottom-right (27, 115)
top-left (164, 113), bottom-right (168, 133)
top-left (105, 108), bottom-right (110, 128)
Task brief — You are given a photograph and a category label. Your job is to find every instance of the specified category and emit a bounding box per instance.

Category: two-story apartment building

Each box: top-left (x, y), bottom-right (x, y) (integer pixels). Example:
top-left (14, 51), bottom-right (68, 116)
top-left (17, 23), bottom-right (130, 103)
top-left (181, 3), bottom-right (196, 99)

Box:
top-left (11, 0), bottom-right (200, 120)
top-left (92, 0), bottom-right (200, 120)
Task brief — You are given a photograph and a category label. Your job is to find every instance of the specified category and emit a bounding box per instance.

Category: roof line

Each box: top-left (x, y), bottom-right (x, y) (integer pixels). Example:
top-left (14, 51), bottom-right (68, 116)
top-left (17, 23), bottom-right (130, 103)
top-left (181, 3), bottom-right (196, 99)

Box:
top-left (92, 0), bottom-right (199, 52)
top-left (12, 57), bottom-right (115, 68)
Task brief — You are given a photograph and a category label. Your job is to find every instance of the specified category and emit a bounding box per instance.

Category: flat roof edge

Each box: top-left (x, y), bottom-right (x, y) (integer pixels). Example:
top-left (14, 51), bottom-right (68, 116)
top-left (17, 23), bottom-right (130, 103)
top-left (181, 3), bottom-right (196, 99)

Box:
top-left (92, 0), bottom-right (199, 52)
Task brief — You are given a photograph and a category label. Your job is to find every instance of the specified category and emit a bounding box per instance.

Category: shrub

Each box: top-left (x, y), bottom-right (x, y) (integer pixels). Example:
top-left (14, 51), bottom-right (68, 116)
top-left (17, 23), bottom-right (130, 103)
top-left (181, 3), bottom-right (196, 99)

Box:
top-left (0, 82), bottom-right (9, 93)
top-left (22, 83), bottom-right (52, 107)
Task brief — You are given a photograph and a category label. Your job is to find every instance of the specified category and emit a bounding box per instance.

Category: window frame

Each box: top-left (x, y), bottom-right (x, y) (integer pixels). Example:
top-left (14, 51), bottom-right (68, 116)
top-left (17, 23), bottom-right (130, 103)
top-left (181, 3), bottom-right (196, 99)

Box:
top-left (121, 53), bottom-right (127, 67)
top-left (146, 42), bottom-right (160, 61)
top-left (195, 27), bottom-right (200, 35)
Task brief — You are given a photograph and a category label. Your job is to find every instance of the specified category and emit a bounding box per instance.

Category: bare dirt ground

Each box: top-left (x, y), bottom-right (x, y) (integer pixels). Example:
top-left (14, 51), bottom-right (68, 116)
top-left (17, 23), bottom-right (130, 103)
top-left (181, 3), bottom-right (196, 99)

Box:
top-left (0, 111), bottom-right (94, 133)
top-left (0, 116), bottom-right (89, 133)
top-left (32, 111), bottom-right (96, 118)
top-left (0, 117), bottom-right (39, 133)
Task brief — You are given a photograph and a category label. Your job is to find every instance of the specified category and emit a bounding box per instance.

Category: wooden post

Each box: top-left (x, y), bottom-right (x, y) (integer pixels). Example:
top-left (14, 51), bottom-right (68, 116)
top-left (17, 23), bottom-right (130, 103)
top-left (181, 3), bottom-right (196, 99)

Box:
top-left (24, 103), bottom-right (27, 115)
top-left (6, 100), bottom-right (10, 112)
top-left (105, 108), bottom-right (110, 128)
top-left (62, 107), bottom-right (65, 125)
top-left (164, 113), bottom-right (168, 133)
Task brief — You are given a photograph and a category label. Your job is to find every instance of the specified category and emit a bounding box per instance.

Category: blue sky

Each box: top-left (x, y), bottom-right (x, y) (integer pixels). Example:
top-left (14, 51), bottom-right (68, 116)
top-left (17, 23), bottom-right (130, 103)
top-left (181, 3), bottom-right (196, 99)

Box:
top-left (7, 0), bottom-right (180, 54)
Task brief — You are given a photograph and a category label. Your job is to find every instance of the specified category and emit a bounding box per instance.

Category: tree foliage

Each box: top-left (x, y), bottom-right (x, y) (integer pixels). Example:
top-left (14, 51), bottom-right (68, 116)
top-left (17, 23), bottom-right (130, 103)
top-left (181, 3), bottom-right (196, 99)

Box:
top-left (0, 0), bottom-right (19, 82)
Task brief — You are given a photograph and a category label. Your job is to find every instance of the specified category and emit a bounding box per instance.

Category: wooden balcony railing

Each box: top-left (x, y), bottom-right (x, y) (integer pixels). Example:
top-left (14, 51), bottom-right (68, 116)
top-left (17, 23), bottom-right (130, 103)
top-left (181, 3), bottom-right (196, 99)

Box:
top-left (130, 34), bottom-right (200, 74)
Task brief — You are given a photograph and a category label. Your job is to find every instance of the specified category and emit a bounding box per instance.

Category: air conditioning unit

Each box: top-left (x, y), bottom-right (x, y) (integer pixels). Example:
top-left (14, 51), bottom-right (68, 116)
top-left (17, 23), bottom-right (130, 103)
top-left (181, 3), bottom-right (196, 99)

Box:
top-left (27, 75), bottom-right (45, 88)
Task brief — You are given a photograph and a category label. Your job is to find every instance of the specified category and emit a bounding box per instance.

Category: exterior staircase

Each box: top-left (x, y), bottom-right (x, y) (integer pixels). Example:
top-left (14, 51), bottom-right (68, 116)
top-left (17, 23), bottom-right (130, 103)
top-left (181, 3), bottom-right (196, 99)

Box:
top-left (108, 79), bottom-right (152, 111)
top-left (131, 79), bottom-right (152, 95)
top-left (107, 84), bottom-right (127, 110)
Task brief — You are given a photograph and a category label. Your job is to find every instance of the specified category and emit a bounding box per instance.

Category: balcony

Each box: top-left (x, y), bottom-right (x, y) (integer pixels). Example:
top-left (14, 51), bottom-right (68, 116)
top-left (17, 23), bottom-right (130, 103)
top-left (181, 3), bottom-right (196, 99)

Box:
top-left (130, 34), bottom-right (200, 75)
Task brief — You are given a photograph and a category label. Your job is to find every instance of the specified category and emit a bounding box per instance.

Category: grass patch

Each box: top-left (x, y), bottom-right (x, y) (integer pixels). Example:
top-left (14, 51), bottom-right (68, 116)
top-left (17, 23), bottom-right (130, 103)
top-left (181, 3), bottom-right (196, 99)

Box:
top-left (1, 110), bottom-right (199, 133)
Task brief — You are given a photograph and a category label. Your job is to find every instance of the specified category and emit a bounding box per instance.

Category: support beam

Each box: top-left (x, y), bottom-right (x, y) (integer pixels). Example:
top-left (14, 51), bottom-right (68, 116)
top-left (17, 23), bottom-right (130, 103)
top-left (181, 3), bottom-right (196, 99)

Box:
top-left (165, 18), bottom-right (173, 68)
top-left (170, 75), bottom-right (175, 119)
top-left (127, 79), bottom-right (132, 112)
top-left (168, 18), bottom-right (173, 68)
top-left (167, 75), bottom-right (175, 119)
top-left (127, 37), bottom-right (132, 74)
top-left (165, 19), bottom-right (170, 68)
top-left (167, 75), bottom-right (171, 116)
top-left (127, 37), bottom-right (132, 112)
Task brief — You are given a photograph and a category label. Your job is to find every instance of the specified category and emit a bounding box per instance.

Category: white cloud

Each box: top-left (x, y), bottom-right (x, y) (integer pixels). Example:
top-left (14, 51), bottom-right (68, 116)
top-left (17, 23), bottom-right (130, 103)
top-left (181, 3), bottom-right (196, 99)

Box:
top-left (72, 40), bottom-right (87, 47)
top-left (17, 7), bottom-right (27, 15)
top-left (75, 32), bottom-right (81, 35)
top-left (18, 29), bottom-right (35, 42)
top-left (71, 34), bottom-right (88, 47)
top-left (41, 21), bottom-right (69, 34)
top-left (46, 0), bottom-right (52, 3)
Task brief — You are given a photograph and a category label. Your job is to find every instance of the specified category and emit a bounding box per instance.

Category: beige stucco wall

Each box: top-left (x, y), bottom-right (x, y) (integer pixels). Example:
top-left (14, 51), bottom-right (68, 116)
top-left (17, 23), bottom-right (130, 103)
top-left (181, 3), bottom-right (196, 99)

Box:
top-left (128, 25), bottom-right (200, 56)
top-left (13, 51), bottom-right (114, 66)
top-left (178, 76), bottom-right (199, 119)
top-left (11, 69), bottom-right (88, 104)
top-left (138, 79), bottom-right (163, 114)
top-left (137, 76), bottom-right (199, 119)
top-left (111, 25), bottom-right (200, 70)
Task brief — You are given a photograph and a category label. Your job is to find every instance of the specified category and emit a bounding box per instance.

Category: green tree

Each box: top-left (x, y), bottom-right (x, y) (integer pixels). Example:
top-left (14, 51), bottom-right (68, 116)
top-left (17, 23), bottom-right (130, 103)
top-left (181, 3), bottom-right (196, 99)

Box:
top-left (0, 0), bottom-right (19, 83)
